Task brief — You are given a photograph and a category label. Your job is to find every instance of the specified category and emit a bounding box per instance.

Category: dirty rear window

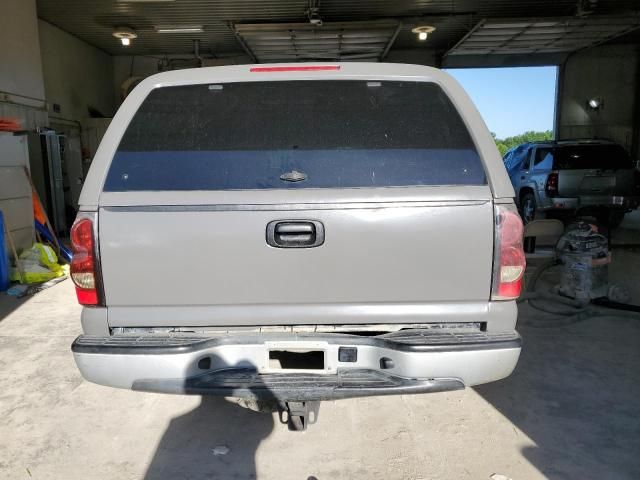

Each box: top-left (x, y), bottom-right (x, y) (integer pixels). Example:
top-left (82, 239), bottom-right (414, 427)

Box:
top-left (105, 80), bottom-right (485, 191)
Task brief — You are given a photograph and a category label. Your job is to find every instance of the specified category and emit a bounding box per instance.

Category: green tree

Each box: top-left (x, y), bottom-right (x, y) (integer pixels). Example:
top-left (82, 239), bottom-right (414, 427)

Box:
top-left (493, 130), bottom-right (553, 156)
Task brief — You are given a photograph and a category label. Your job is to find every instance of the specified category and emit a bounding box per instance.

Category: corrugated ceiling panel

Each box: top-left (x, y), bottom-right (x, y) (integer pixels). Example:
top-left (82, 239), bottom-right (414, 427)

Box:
top-left (235, 21), bottom-right (400, 62)
top-left (35, 0), bottom-right (640, 56)
top-left (447, 15), bottom-right (640, 55)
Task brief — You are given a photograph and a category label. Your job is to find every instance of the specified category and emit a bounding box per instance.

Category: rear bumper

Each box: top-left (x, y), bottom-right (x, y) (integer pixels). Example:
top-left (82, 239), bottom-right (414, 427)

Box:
top-left (541, 195), bottom-right (640, 211)
top-left (72, 330), bottom-right (521, 400)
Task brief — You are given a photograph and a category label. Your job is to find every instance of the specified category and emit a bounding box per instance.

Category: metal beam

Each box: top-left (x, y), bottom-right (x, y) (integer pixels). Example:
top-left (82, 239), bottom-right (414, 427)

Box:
top-left (228, 22), bottom-right (257, 63)
top-left (444, 19), bottom-right (486, 57)
top-left (380, 22), bottom-right (402, 61)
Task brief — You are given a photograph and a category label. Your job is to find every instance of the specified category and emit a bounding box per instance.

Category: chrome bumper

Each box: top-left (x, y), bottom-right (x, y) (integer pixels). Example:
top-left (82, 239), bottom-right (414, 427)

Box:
top-left (72, 330), bottom-right (522, 400)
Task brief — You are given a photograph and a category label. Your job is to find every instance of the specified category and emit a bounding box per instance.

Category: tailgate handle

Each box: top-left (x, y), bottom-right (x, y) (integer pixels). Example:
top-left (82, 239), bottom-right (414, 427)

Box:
top-left (266, 221), bottom-right (324, 248)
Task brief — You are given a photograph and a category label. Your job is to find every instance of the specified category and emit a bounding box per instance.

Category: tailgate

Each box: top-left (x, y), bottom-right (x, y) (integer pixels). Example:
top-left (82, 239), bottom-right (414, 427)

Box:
top-left (99, 195), bottom-right (494, 326)
top-left (559, 169), bottom-right (637, 197)
top-left (552, 143), bottom-right (637, 197)
top-left (95, 77), bottom-right (496, 327)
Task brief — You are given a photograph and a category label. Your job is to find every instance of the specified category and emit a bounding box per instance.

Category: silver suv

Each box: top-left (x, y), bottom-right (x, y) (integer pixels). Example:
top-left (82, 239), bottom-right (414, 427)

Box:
top-left (70, 63), bottom-right (524, 426)
top-left (504, 139), bottom-right (640, 226)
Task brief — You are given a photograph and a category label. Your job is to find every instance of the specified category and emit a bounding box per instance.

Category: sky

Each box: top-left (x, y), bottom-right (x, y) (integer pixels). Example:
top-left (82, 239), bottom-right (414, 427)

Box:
top-left (446, 66), bottom-right (557, 139)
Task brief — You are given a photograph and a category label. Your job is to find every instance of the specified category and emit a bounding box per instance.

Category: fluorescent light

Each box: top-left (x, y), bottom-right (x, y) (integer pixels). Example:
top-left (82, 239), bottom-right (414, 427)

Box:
top-left (121, 37), bottom-right (130, 46)
top-left (155, 26), bottom-right (204, 33)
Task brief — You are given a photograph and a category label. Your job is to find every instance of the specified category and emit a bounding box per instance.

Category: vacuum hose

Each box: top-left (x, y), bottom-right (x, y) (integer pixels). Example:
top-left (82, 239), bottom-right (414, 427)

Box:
top-left (518, 260), bottom-right (640, 325)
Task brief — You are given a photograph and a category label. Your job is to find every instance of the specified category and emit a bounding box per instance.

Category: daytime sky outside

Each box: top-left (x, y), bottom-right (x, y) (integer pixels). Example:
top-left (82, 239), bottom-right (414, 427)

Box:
top-left (446, 66), bottom-right (558, 139)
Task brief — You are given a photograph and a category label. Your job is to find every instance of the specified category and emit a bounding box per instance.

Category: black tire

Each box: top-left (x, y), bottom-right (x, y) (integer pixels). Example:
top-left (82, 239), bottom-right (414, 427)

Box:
top-left (520, 192), bottom-right (537, 224)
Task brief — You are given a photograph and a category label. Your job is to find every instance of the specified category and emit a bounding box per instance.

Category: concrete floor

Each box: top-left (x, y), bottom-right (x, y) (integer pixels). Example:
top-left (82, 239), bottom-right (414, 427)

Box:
top-left (1, 216), bottom-right (639, 479)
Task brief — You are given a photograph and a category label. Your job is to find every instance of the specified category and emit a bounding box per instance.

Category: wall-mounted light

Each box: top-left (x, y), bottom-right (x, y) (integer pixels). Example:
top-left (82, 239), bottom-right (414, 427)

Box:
top-left (587, 97), bottom-right (604, 110)
top-left (412, 26), bottom-right (436, 41)
top-left (113, 27), bottom-right (137, 47)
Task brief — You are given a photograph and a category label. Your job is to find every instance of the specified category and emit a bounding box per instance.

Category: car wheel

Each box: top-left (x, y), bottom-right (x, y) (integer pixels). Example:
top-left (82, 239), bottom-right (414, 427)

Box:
top-left (521, 193), bottom-right (537, 224)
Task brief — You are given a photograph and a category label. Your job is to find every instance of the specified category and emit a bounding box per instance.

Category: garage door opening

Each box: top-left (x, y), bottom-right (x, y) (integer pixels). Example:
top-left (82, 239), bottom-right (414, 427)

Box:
top-left (446, 67), bottom-right (558, 155)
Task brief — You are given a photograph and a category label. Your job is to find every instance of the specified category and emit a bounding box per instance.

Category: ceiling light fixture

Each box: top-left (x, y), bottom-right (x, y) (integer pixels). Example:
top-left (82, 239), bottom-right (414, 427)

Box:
top-left (307, 8), bottom-right (322, 26)
top-left (112, 27), bottom-right (137, 46)
top-left (306, 0), bottom-right (322, 26)
top-left (155, 26), bottom-right (204, 33)
top-left (587, 97), bottom-right (604, 110)
top-left (412, 25), bottom-right (436, 41)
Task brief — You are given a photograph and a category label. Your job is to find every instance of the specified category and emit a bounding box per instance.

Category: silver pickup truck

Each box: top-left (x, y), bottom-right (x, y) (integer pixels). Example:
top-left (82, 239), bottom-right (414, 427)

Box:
top-left (70, 63), bottom-right (524, 424)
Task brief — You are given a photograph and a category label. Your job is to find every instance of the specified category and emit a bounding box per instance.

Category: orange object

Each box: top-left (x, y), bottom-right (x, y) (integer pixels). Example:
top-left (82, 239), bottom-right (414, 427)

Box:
top-left (23, 167), bottom-right (62, 255)
top-left (32, 195), bottom-right (46, 225)
top-left (0, 118), bottom-right (21, 132)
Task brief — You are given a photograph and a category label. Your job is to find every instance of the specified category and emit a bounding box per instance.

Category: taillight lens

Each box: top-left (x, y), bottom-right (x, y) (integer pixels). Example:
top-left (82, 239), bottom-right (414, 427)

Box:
top-left (70, 214), bottom-right (101, 306)
top-left (491, 204), bottom-right (526, 301)
top-left (250, 65), bottom-right (340, 72)
top-left (545, 171), bottom-right (559, 197)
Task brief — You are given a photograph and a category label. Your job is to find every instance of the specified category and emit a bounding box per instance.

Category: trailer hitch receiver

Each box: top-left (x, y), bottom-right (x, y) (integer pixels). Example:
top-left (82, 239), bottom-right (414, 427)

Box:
top-left (278, 401), bottom-right (321, 431)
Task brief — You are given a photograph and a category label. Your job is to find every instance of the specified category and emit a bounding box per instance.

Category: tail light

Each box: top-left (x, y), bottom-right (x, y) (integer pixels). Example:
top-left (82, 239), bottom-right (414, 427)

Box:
top-left (545, 171), bottom-right (559, 197)
top-left (70, 213), bottom-right (102, 306)
top-left (491, 204), bottom-right (526, 301)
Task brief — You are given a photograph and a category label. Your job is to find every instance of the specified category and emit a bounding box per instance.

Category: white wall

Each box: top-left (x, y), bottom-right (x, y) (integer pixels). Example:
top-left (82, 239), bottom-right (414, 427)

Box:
top-left (37, 20), bottom-right (118, 194)
top-left (558, 44), bottom-right (639, 158)
top-left (0, 0), bottom-right (45, 101)
top-left (0, 0), bottom-right (48, 129)
top-left (38, 20), bottom-right (116, 123)
top-left (0, 133), bottom-right (34, 253)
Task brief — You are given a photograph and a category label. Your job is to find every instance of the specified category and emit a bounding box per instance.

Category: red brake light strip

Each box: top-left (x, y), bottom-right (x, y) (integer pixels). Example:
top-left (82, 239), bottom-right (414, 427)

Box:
top-left (250, 66), bottom-right (340, 73)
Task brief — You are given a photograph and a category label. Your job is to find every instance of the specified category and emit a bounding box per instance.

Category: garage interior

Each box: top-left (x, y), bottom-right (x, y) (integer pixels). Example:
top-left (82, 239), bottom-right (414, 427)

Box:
top-left (1, 0), bottom-right (640, 478)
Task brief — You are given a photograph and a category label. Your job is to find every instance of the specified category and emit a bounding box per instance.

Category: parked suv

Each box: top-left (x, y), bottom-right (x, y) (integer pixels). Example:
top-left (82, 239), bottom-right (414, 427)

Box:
top-left (504, 139), bottom-right (640, 226)
top-left (70, 63), bottom-right (524, 426)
